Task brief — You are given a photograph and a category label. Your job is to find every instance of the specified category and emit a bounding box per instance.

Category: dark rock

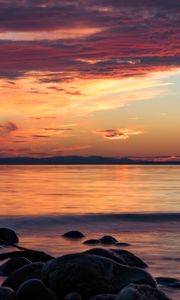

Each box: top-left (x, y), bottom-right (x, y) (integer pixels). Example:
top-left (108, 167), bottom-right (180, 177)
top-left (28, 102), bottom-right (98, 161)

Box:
top-left (100, 236), bottom-right (118, 245)
top-left (2, 262), bottom-right (44, 292)
top-left (0, 287), bottom-right (15, 300)
top-left (156, 277), bottom-right (180, 289)
top-left (0, 228), bottom-right (19, 245)
top-left (62, 231), bottom-right (85, 239)
top-left (0, 257), bottom-right (31, 276)
top-left (65, 292), bottom-right (82, 300)
top-left (115, 242), bottom-right (130, 247)
top-left (42, 253), bottom-right (156, 299)
top-left (90, 294), bottom-right (116, 300)
top-left (115, 283), bottom-right (171, 300)
top-left (0, 250), bottom-right (53, 262)
top-left (84, 248), bottom-right (147, 268)
top-left (16, 279), bottom-right (56, 300)
top-left (83, 239), bottom-right (101, 245)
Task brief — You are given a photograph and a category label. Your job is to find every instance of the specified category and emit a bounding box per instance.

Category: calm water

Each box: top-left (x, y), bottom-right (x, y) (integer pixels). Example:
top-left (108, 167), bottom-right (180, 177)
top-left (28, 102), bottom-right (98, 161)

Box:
top-left (0, 165), bottom-right (179, 299)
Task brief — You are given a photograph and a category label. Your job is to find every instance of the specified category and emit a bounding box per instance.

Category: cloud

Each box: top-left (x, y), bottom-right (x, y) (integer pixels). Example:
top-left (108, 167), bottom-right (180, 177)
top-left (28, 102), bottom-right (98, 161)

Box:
top-left (42, 127), bottom-right (72, 132)
top-left (0, 1), bottom-right (179, 79)
top-left (95, 128), bottom-right (143, 140)
top-left (0, 121), bottom-right (18, 136)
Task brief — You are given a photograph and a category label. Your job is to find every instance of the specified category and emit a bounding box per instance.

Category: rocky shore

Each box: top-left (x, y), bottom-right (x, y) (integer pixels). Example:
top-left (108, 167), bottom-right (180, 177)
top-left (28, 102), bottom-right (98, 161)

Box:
top-left (0, 228), bottom-right (179, 300)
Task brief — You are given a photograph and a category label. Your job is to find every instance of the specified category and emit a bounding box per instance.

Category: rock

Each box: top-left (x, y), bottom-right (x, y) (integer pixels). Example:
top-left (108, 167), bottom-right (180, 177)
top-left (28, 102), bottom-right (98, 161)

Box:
top-left (156, 277), bottom-right (180, 289)
top-left (2, 262), bottom-right (44, 292)
top-left (83, 239), bottom-right (101, 245)
top-left (84, 248), bottom-right (147, 268)
top-left (42, 253), bottom-right (156, 299)
top-left (0, 287), bottom-right (15, 300)
top-left (115, 284), bottom-right (170, 300)
top-left (62, 231), bottom-right (85, 239)
top-left (0, 257), bottom-right (31, 276)
top-left (65, 292), bottom-right (82, 300)
top-left (100, 236), bottom-right (118, 245)
top-left (90, 294), bottom-right (116, 300)
top-left (0, 250), bottom-right (53, 262)
top-left (0, 228), bottom-right (19, 245)
top-left (16, 279), bottom-right (56, 300)
top-left (116, 242), bottom-right (130, 247)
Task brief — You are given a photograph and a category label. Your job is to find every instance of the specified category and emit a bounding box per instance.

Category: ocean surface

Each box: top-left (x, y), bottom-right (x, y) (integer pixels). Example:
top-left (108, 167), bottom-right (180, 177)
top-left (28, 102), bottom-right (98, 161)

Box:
top-left (0, 165), bottom-right (179, 299)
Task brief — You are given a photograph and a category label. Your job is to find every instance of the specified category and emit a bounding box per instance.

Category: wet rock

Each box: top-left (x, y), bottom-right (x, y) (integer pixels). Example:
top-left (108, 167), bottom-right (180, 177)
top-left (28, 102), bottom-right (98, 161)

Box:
top-left (62, 231), bottom-right (85, 239)
top-left (116, 242), bottom-right (130, 247)
top-left (42, 253), bottom-right (156, 299)
top-left (90, 294), bottom-right (116, 300)
top-left (156, 277), bottom-right (180, 289)
top-left (115, 283), bottom-right (170, 300)
top-left (0, 287), bottom-right (15, 300)
top-left (16, 279), bottom-right (56, 300)
top-left (100, 236), bottom-right (118, 245)
top-left (84, 248), bottom-right (147, 268)
top-left (0, 257), bottom-right (31, 276)
top-left (0, 228), bottom-right (19, 245)
top-left (0, 250), bottom-right (53, 262)
top-left (2, 262), bottom-right (44, 292)
top-left (83, 239), bottom-right (100, 245)
top-left (64, 292), bottom-right (82, 300)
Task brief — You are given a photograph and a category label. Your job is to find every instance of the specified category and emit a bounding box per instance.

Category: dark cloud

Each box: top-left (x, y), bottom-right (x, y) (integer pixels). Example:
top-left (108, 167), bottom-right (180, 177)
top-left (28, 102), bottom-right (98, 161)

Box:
top-left (0, 1), bottom-right (179, 79)
top-left (32, 134), bottom-right (49, 138)
top-left (0, 122), bottom-right (18, 136)
top-left (95, 128), bottom-right (143, 140)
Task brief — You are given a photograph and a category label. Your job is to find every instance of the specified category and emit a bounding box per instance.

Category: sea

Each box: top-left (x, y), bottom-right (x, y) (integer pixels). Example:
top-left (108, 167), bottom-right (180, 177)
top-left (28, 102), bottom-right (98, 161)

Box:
top-left (0, 165), bottom-right (179, 299)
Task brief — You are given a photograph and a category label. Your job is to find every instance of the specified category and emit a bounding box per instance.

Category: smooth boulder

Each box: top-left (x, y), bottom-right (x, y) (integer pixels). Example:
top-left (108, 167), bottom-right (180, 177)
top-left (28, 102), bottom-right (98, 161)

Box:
top-left (90, 294), bottom-right (116, 300)
top-left (156, 277), bottom-right (180, 289)
top-left (100, 236), bottom-right (118, 245)
top-left (2, 262), bottom-right (44, 291)
top-left (0, 257), bottom-right (31, 276)
top-left (83, 239), bottom-right (100, 245)
top-left (0, 287), bottom-right (15, 300)
top-left (65, 292), bottom-right (82, 300)
top-left (0, 250), bottom-right (53, 262)
top-left (115, 284), bottom-right (170, 300)
top-left (84, 248), bottom-right (147, 268)
top-left (42, 253), bottom-right (156, 299)
top-left (62, 231), bottom-right (85, 239)
top-left (16, 279), bottom-right (56, 300)
top-left (0, 228), bottom-right (19, 245)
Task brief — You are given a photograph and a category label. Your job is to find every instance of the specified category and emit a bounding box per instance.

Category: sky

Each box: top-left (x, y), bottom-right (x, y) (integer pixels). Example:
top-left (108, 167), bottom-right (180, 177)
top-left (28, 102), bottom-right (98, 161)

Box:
top-left (0, 0), bottom-right (180, 159)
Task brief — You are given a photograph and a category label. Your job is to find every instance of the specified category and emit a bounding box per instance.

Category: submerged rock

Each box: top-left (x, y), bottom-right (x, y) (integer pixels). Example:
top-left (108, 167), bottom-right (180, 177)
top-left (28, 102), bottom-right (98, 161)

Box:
top-left (116, 242), bottom-right (130, 247)
top-left (0, 257), bottom-right (31, 276)
top-left (156, 277), bottom-right (180, 289)
top-left (62, 231), bottom-right (85, 239)
top-left (100, 236), bottom-right (118, 245)
top-left (115, 284), bottom-right (170, 300)
top-left (84, 248), bottom-right (147, 268)
top-left (2, 262), bottom-right (44, 292)
top-left (42, 253), bottom-right (156, 299)
top-left (16, 279), bottom-right (56, 300)
top-left (83, 239), bottom-right (101, 245)
top-left (0, 228), bottom-right (19, 245)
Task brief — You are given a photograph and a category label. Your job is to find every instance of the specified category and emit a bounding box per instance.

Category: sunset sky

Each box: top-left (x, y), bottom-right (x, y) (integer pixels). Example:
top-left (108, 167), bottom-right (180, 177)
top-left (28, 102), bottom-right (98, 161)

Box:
top-left (0, 0), bottom-right (180, 158)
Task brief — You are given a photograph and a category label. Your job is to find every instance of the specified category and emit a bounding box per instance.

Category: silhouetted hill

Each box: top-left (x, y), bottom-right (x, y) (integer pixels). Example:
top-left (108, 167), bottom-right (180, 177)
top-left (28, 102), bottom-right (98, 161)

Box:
top-left (0, 156), bottom-right (180, 165)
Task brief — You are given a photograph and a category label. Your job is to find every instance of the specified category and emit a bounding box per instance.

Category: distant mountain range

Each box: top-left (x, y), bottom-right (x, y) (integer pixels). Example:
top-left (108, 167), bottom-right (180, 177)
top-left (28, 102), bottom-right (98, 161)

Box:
top-left (0, 156), bottom-right (180, 165)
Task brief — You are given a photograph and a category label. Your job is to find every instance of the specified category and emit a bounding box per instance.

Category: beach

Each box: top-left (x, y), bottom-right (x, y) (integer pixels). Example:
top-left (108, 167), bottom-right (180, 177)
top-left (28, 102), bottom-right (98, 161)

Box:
top-left (0, 165), bottom-right (179, 299)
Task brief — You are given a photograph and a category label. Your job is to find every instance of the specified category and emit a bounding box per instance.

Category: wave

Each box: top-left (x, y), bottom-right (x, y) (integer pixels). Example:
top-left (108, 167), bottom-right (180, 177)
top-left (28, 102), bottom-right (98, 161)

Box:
top-left (0, 212), bottom-right (179, 234)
